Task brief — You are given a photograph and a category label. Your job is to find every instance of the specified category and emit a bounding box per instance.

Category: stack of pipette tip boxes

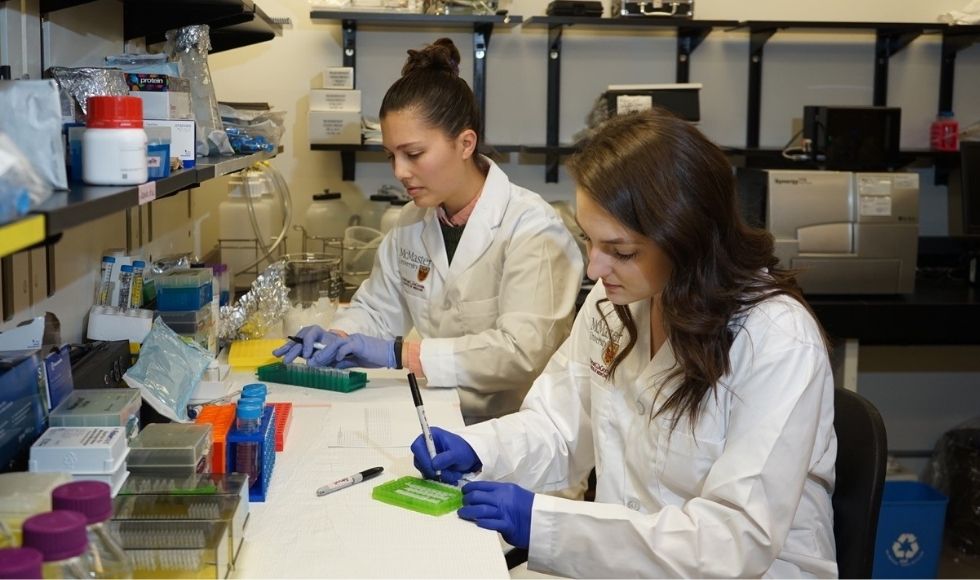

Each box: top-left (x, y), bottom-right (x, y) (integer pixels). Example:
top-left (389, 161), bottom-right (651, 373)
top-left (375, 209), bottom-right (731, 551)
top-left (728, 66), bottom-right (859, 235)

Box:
top-left (154, 268), bottom-right (217, 355)
top-left (112, 472), bottom-right (251, 578)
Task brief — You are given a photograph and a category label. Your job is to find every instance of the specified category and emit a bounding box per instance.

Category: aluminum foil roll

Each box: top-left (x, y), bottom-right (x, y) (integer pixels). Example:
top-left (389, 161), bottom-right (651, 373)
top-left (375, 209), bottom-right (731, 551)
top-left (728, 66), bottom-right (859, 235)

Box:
top-left (46, 67), bottom-right (129, 121)
top-left (218, 260), bottom-right (291, 340)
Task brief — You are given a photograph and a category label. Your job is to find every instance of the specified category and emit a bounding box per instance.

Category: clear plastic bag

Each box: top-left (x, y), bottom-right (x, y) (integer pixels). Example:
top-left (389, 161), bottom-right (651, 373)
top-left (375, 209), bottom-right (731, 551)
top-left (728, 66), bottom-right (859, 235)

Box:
top-left (165, 25), bottom-right (233, 157)
top-left (122, 317), bottom-right (213, 422)
top-left (0, 132), bottom-right (53, 225)
top-left (220, 105), bottom-right (285, 154)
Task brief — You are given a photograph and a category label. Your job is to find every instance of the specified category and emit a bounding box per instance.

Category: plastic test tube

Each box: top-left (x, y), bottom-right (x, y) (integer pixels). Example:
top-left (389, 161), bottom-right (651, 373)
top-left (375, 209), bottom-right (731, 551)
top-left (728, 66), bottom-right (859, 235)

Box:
top-left (116, 265), bottom-right (133, 309)
top-left (233, 401), bottom-right (263, 487)
top-left (129, 260), bottom-right (145, 309)
top-left (96, 256), bottom-right (115, 306)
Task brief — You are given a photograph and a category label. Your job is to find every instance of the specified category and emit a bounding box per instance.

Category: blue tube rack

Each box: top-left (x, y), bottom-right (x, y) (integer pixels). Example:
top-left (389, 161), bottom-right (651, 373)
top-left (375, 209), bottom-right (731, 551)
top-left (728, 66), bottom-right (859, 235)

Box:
top-left (226, 405), bottom-right (277, 502)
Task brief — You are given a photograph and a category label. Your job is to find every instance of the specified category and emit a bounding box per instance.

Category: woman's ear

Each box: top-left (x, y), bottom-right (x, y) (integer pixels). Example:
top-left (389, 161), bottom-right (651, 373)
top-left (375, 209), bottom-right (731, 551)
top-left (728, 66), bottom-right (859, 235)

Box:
top-left (457, 128), bottom-right (478, 159)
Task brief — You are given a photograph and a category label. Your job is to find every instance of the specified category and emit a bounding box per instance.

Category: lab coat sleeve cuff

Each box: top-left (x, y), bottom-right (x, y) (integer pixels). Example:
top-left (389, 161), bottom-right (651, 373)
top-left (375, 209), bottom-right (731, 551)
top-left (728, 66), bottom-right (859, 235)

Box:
top-left (527, 493), bottom-right (560, 574)
top-left (419, 338), bottom-right (457, 387)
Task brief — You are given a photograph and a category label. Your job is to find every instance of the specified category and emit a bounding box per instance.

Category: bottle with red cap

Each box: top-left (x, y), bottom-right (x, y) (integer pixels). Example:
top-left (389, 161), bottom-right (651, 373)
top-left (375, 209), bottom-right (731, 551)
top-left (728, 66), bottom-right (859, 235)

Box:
top-left (930, 110), bottom-right (959, 152)
top-left (82, 95), bottom-right (148, 186)
top-left (20, 510), bottom-right (94, 579)
top-left (51, 481), bottom-right (132, 579)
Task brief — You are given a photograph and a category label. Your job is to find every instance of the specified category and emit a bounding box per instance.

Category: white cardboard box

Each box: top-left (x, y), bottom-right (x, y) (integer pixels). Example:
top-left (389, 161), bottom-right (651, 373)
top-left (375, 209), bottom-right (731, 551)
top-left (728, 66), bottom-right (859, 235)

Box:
top-left (310, 89), bottom-right (362, 112)
top-left (131, 90), bottom-right (193, 120)
top-left (144, 119), bottom-right (196, 168)
top-left (321, 67), bottom-right (354, 90)
top-left (309, 110), bottom-right (361, 145)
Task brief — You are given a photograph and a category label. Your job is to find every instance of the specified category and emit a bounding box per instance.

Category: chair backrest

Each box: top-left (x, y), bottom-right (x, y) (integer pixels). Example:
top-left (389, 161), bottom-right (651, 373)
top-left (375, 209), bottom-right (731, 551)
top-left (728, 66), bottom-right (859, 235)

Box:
top-left (832, 388), bottom-right (888, 579)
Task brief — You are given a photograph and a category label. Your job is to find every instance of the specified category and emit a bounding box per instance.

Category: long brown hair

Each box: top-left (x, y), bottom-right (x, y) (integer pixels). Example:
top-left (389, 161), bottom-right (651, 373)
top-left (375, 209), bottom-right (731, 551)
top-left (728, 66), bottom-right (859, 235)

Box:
top-left (379, 38), bottom-right (488, 172)
top-left (567, 107), bottom-right (826, 431)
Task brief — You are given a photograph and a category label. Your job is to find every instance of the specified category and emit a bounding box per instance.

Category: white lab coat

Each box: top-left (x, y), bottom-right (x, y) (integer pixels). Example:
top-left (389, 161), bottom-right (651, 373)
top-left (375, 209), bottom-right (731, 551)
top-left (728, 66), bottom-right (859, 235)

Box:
top-left (330, 160), bottom-right (584, 419)
top-left (460, 281), bottom-right (838, 578)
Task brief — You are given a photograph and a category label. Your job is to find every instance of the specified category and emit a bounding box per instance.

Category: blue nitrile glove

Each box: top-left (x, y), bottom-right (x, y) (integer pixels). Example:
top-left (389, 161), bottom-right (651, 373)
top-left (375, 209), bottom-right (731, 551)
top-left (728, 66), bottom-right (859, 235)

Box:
top-left (332, 333), bottom-right (396, 369)
top-left (411, 427), bottom-right (482, 485)
top-left (458, 481), bottom-right (535, 550)
top-left (272, 325), bottom-right (343, 365)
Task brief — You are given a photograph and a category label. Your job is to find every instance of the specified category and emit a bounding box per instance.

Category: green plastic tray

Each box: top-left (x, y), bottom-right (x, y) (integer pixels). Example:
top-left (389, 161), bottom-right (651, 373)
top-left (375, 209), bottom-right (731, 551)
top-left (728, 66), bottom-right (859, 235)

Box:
top-left (372, 476), bottom-right (463, 516)
top-left (256, 362), bottom-right (367, 392)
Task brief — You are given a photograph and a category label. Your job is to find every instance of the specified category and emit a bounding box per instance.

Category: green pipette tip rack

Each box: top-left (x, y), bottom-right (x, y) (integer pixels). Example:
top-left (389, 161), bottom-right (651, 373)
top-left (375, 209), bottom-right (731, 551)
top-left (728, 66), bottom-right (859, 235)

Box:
top-left (256, 362), bottom-right (368, 393)
top-left (372, 476), bottom-right (463, 516)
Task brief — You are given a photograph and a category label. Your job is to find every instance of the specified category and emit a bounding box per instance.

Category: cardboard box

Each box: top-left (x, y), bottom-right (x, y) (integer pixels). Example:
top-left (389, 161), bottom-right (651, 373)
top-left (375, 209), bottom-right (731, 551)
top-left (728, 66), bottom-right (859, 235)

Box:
top-left (321, 67), bottom-right (354, 90)
top-left (144, 119), bottom-right (196, 168)
top-left (310, 89), bottom-right (361, 112)
top-left (309, 110), bottom-right (361, 145)
top-left (127, 73), bottom-right (193, 120)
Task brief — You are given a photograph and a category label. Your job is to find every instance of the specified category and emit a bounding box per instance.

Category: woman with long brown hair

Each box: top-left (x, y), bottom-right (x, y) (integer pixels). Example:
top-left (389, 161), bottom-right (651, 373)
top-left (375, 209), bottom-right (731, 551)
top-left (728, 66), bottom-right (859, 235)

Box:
top-left (412, 107), bottom-right (838, 577)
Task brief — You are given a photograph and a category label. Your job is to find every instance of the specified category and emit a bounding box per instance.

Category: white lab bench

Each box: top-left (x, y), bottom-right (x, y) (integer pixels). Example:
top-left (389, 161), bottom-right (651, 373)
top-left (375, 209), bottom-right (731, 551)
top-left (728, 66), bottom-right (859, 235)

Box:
top-left (227, 369), bottom-right (509, 578)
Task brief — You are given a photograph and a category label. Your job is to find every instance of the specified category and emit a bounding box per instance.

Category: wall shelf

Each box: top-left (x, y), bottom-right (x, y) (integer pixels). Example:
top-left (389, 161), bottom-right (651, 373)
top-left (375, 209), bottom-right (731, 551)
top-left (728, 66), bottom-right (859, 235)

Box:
top-left (522, 17), bottom-right (980, 181)
top-left (309, 143), bottom-right (522, 177)
top-left (33, 150), bottom-right (276, 239)
top-left (40, 0), bottom-right (283, 54)
top-left (310, 10), bottom-right (522, 180)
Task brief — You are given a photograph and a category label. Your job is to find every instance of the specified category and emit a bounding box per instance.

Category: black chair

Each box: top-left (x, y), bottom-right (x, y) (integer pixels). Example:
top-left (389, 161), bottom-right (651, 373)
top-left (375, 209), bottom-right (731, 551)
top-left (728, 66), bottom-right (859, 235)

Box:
top-left (833, 387), bottom-right (888, 579)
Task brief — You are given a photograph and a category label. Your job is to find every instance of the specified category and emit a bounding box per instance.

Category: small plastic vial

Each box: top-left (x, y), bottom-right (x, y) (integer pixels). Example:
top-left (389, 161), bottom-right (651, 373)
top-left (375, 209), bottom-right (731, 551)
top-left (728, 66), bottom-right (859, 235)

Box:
top-left (83, 95), bottom-right (148, 186)
top-left (51, 481), bottom-right (132, 579)
top-left (0, 547), bottom-right (43, 579)
top-left (21, 510), bottom-right (94, 579)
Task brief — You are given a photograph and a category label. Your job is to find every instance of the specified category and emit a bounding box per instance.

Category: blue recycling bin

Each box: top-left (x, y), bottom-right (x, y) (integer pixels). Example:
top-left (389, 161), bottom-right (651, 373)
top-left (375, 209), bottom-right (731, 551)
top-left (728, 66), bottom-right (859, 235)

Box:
top-left (872, 481), bottom-right (948, 579)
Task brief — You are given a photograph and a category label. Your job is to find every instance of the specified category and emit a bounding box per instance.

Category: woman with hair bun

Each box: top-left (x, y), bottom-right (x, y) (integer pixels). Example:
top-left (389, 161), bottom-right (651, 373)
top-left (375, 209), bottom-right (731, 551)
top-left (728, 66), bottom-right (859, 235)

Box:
top-left (276, 38), bottom-right (584, 424)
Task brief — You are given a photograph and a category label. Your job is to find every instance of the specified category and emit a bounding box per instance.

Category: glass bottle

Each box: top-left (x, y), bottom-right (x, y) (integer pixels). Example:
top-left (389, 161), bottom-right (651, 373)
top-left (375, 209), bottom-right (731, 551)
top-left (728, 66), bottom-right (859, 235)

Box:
top-left (21, 510), bottom-right (93, 579)
top-left (51, 481), bottom-right (132, 579)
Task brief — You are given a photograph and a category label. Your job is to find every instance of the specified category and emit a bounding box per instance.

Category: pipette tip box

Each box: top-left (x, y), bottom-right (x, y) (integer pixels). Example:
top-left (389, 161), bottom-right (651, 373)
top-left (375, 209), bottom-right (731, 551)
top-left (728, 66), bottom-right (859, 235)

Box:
top-left (129, 423), bottom-right (212, 476)
top-left (372, 476), bottom-right (463, 516)
top-left (256, 362), bottom-right (367, 392)
top-left (48, 388), bottom-right (142, 441)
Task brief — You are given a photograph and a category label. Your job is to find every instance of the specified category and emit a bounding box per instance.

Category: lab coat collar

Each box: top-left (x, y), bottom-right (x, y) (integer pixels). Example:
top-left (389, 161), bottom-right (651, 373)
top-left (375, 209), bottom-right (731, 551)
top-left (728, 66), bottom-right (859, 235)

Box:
top-left (447, 158), bottom-right (510, 279)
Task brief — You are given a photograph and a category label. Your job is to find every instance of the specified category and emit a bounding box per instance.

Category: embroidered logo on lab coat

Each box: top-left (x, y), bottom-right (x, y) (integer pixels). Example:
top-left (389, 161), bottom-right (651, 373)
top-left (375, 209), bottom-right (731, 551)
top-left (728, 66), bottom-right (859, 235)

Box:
top-left (588, 313), bottom-right (623, 379)
top-left (399, 248), bottom-right (433, 295)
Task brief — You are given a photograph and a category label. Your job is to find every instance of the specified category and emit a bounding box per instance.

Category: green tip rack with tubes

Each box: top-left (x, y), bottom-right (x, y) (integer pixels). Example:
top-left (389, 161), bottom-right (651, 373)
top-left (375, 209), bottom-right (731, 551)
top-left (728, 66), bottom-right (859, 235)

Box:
top-left (371, 476), bottom-right (463, 516)
top-left (256, 363), bottom-right (368, 392)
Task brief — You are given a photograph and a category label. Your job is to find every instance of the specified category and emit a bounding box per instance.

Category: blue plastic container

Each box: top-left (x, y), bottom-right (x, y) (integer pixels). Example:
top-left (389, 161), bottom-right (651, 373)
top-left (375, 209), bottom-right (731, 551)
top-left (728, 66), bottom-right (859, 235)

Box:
top-left (872, 481), bottom-right (948, 579)
top-left (226, 405), bottom-right (277, 502)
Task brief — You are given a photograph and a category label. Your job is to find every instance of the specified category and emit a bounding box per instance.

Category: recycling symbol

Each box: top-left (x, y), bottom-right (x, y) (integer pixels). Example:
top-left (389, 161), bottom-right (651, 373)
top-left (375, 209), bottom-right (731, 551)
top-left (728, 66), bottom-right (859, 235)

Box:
top-left (890, 532), bottom-right (921, 565)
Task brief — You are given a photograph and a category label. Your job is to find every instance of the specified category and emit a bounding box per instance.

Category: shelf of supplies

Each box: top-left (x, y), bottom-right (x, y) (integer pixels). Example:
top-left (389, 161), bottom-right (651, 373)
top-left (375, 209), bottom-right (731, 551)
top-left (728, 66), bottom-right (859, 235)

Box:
top-left (34, 150), bottom-right (275, 238)
top-left (0, 215), bottom-right (46, 259)
top-left (35, 168), bottom-right (198, 237)
top-left (310, 11), bottom-right (522, 26)
top-left (196, 149), bottom-right (277, 180)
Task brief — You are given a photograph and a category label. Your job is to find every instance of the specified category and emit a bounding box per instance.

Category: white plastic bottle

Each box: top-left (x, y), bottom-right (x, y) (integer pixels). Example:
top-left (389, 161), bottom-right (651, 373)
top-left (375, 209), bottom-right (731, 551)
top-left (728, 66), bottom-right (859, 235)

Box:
top-left (219, 170), bottom-right (275, 284)
top-left (82, 96), bottom-right (148, 186)
top-left (304, 190), bottom-right (352, 250)
top-left (359, 190), bottom-right (397, 231)
top-left (380, 197), bottom-right (409, 235)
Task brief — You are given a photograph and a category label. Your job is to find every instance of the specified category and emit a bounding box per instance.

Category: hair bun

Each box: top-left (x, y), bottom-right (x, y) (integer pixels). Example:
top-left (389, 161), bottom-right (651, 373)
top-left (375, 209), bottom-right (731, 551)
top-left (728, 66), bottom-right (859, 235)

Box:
top-left (402, 38), bottom-right (461, 77)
